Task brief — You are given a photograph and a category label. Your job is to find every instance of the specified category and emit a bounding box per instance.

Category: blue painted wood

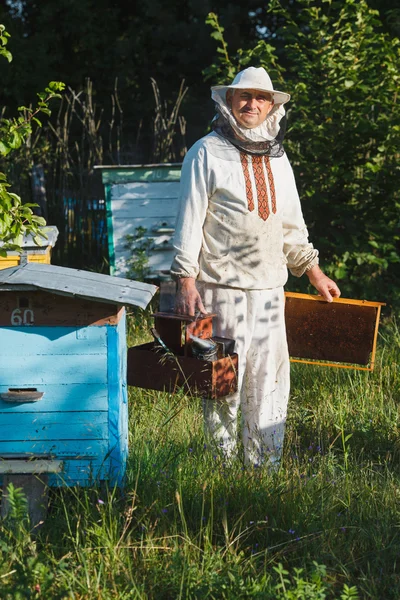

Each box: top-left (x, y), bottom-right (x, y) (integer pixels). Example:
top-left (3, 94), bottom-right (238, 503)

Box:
top-left (107, 320), bottom-right (128, 486)
top-left (0, 327), bottom-right (108, 355)
top-left (0, 412), bottom-right (107, 441)
top-left (48, 459), bottom-right (110, 486)
top-left (0, 458), bottom-right (110, 486)
top-left (0, 354), bottom-right (108, 385)
top-left (0, 293), bottom-right (131, 487)
top-left (0, 439), bottom-right (108, 456)
top-left (0, 384), bottom-right (108, 412)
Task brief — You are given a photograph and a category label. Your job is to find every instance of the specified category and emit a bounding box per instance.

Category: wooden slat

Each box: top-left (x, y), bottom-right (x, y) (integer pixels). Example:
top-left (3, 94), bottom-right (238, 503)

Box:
top-left (0, 291), bottom-right (123, 326)
top-left (0, 439), bottom-right (108, 457)
top-left (112, 215), bottom-right (176, 235)
top-left (97, 165), bottom-right (182, 185)
top-left (111, 197), bottom-right (179, 218)
top-left (0, 460), bottom-right (111, 487)
top-left (48, 459), bottom-right (110, 486)
top-left (112, 249), bottom-right (175, 277)
top-left (0, 325), bottom-right (108, 354)
top-left (0, 459), bottom-right (63, 474)
top-left (107, 318), bottom-right (128, 485)
top-left (128, 342), bottom-right (238, 399)
top-left (0, 384), bottom-right (108, 412)
top-left (0, 412), bottom-right (108, 441)
top-left (285, 292), bottom-right (384, 308)
top-left (111, 181), bottom-right (180, 200)
top-left (0, 354), bottom-right (108, 385)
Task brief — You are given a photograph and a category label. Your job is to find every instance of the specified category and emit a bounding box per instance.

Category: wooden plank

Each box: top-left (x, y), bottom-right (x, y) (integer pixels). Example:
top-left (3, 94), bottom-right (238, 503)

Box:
top-left (0, 458), bottom-right (111, 486)
top-left (0, 257), bottom-right (20, 269)
top-left (127, 342), bottom-right (238, 399)
top-left (0, 384), bottom-right (108, 412)
top-left (0, 439), bottom-right (108, 457)
top-left (112, 220), bottom-right (175, 246)
top-left (114, 235), bottom-right (174, 253)
top-left (0, 291), bottom-right (123, 326)
top-left (0, 462), bottom-right (109, 487)
top-left (111, 197), bottom-right (179, 219)
top-left (107, 320), bottom-right (128, 485)
top-left (98, 165), bottom-right (182, 185)
top-left (0, 412), bottom-right (108, 441)
top-left (26, 251), bottom-right (52, 263)
top-left (110, 181), bottom-right (180, 201)
top-left (0, 459), bottom-right (63, 474)
top-left (0, 326), bottom-right (108, 355)
top-left (111, 215), bottom-right (176, 234)
top-left (48, 458), bottom-right (110, 486)
top-left (285, 292), bottom-right (384, 308)
top-left (112, 249), bottom-right (175, 277)
top-left (0, 354), bottom-right (108, 385)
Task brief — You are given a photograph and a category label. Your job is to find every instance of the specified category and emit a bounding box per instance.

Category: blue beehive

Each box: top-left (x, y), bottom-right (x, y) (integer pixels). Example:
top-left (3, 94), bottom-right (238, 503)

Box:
top-left (0, 263), bottom-right (157, 487)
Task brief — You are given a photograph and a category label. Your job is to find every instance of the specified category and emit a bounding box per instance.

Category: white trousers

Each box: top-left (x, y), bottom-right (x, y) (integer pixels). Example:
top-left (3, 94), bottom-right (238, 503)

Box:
top-left (197, 283), bottom-right (290, 466)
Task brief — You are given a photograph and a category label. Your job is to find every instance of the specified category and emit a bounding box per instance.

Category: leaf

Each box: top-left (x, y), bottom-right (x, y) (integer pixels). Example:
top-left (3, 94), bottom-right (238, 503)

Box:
top-left (0, 141), bottom-right (9, 155)
top-left (31, 216), bottom-right (46, 226)
top-left (0, 49), bottom-right (12, 63)
top-left (211, 31), bottom-right (223, 41)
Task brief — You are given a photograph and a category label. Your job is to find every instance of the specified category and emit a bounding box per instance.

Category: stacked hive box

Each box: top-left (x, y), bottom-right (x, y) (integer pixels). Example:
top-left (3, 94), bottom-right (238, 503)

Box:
top-left (0, 263), bottom-right (156, 487)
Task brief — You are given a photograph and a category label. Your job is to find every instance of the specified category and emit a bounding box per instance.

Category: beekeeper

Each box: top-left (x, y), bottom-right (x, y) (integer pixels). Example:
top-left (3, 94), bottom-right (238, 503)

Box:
top-left (171, 66), bottom-right (340, 467)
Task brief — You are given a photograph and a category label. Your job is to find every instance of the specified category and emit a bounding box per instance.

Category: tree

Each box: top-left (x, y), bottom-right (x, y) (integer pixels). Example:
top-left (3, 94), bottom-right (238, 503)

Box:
top-left (0, 24), bottom-right (64, 254)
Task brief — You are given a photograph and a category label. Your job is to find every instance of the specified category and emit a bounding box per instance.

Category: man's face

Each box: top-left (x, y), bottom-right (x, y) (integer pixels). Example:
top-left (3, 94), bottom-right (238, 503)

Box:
top-left (228, 88), bottom-right (274, 129)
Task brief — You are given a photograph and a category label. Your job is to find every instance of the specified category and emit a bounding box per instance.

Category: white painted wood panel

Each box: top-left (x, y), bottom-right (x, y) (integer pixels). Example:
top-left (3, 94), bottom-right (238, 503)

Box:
top-left (110, 181), bottom-right (180, 200)
top-left (111, 197), bottom-right (179, 218)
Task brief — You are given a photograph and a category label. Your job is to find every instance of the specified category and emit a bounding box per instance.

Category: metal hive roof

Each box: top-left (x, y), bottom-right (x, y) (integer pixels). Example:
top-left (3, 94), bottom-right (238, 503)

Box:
top-left (0, 263), bottom-right (157, 310)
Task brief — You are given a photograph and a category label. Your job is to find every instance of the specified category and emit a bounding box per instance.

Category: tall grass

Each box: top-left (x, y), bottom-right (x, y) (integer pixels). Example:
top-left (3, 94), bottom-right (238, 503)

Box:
top-left (0, 318), bottom-right (399, 598)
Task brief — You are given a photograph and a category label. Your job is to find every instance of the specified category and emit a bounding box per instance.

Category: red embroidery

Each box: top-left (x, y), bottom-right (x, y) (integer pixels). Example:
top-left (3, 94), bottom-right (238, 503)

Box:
top-left (252, 155), bottom-right (269, 221)
top-left (264, 155), bottom-right (277, 214)
top-left (240, 152), bottom-right (254, 212)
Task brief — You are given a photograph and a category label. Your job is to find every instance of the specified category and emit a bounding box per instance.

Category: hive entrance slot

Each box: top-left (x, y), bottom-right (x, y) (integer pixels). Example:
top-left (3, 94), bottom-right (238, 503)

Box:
top-left (1, 388), bottom-right (44, 402)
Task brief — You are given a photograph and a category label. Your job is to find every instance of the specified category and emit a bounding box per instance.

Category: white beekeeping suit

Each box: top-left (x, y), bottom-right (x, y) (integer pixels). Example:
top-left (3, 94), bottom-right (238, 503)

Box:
top-left (171, 67), bottom-right (339, 466)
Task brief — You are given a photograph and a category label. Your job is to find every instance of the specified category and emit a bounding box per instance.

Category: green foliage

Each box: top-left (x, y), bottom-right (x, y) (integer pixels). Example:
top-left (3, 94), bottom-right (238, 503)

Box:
top-left (0, 318), bottom-right (399, 596)
top-left (204, 12), bottom-right (285, 92)
top-left (0, 23), bottom-right (12, 63)
top-left (3, 482), bottom-right (29, 525)
top-left (0, 484), bottom-right (33, 563)
top-left (204, 1), bottom-right (400, 310)
top-left (124, 226), bottom-right (154, 281)
top-left (0, 25), bottom-right (64, 254)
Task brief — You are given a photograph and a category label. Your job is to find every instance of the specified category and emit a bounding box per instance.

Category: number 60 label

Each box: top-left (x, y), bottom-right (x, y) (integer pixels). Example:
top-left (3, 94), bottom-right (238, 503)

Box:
top-left (11, 308), bottom-right (35, 326)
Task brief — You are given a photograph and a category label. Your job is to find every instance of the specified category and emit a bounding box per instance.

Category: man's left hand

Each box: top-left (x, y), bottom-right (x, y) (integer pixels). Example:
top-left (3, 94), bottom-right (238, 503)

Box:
top-left (306, 265), bottom-right (341, 303)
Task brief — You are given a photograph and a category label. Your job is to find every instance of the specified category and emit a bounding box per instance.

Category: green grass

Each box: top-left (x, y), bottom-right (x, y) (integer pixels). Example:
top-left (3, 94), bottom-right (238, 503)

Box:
top-left (0, 315), bottom-right (399, 599)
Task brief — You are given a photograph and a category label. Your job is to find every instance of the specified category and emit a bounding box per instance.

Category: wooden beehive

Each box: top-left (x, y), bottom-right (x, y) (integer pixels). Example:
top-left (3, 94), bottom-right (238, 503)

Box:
top-left (0, 263), bottom-right (157, 487)
top-left (0, 226), bottom-right (59, 270)
top-left (128, 313), bottom-right (238, 399)
top-left (95, 164), bottom-right (182, 279)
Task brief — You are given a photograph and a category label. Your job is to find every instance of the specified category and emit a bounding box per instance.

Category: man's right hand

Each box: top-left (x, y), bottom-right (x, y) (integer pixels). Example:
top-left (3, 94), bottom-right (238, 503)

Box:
top-left (175, 277), bottom-right (207, 317)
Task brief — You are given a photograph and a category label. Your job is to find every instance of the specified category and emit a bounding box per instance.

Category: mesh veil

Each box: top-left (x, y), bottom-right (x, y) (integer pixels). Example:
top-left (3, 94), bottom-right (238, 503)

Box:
top-left (211, 106), bottom-right (287, 157)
